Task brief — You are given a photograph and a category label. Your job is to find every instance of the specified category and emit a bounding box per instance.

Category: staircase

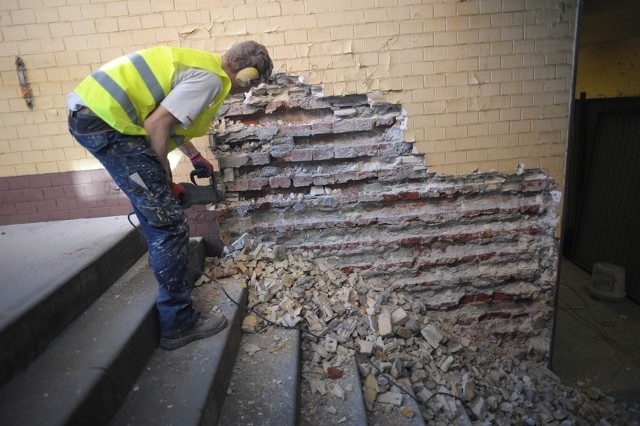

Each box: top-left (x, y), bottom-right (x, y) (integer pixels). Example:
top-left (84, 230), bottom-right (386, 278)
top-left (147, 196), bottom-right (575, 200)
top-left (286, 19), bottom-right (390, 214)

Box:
top-left (0, 216), bottom-right (433, 425)
top-left (0, 216), bottom-right (299, 425)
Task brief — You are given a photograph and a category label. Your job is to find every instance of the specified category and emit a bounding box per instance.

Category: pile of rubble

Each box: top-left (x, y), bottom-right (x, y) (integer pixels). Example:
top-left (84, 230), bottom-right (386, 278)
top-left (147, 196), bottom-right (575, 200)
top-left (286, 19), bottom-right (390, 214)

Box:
top-left (204, 236), bottom-right (638, 425)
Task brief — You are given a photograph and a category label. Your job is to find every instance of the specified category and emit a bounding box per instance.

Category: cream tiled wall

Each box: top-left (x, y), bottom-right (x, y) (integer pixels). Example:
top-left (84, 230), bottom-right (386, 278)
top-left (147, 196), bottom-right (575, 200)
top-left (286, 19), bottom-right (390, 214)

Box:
top-left (0, 0), bottom-right (577, 188)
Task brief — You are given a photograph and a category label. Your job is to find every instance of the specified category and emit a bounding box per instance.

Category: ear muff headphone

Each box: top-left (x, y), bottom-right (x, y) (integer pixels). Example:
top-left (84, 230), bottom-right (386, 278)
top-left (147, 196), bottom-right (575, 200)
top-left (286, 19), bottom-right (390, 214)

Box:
top-left (235, 67), bottom-right (260, 87)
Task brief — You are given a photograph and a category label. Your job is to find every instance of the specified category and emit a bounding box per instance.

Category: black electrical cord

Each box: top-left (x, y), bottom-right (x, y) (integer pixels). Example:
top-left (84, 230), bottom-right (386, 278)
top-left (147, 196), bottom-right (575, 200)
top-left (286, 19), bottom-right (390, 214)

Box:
top-left (194, 263), bottom-right (477, 421)
top-left (127, 212), bottom-right (476, 420)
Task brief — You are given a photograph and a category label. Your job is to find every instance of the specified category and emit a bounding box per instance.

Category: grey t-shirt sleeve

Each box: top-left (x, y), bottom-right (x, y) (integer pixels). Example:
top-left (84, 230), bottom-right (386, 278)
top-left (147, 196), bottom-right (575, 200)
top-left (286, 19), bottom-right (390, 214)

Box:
top-left (161, 68), bottom-right (222, 128)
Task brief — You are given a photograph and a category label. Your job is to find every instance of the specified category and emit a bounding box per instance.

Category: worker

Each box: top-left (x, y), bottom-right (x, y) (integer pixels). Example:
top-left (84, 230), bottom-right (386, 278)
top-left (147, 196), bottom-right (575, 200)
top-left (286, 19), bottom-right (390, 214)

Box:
top-left (67, 41), bottom-right (273, 350)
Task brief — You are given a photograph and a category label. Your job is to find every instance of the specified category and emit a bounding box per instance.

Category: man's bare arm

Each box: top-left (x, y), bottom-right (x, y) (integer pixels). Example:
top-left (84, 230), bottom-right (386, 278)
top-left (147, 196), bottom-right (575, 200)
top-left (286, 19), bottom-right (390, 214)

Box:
top-left (143, 105), bottom-right (178, 182)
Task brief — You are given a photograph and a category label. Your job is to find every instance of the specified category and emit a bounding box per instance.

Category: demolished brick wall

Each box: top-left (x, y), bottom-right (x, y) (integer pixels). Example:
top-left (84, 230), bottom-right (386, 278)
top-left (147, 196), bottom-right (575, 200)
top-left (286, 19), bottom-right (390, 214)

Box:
top-left (208, 74), bottom-right (561, 357)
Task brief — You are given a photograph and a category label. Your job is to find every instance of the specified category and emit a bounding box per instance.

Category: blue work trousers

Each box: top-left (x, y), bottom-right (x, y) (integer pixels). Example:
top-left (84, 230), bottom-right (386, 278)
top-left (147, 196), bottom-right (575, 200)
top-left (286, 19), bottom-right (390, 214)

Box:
top-left (68, 110), bottom-right (198, 337)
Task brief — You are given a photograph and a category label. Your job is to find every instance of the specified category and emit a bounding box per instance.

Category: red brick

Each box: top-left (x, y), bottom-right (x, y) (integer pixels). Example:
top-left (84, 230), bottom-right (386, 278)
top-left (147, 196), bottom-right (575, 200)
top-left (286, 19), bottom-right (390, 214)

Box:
top-left (9, 177), bottom-right (30, 190)
top-left (478, 252), bottom-right (496, 261)
top-left (310, 122), bottom-right (333, 133)
top-left (398, 191), bottom-right (420, 200)
top-left (248, 178), bottom-right (269, 190)
top-left (77, 197), bottom-right (100, 208)
top-left (63, 185), bottom-right (81, 198)
top-left (292, 175), bottom-right (313, 187)
top-left (478, 312), bottom-right (512, 321)
top-left (356, 171), bottom-right (377, 180)
top-left (73, 171), bottom-right (94, 184)
top-left (312, 175), bottom-right (333, 186)
top-left (69, 209), bottom-right (91, 219)
top-left (0, 202), bottom-right (17, 216)
top-left (56, 198), bottom-right (78, 210)
top-left (90, 169), bottom-right (112, 182)
top-left (493, 292), bottom-right (515, 301)
top-left (89, 207), bottom-right (113, 217)
top-left (334, 172), bottom-right (357, 184)
top-left (83, 182), bottom-right (110, 196)
top-left (521, 179), bottom-right (547, 192)
top-left (312, 147), bottom-right (334, 160)
top-left (28, 175), bottom-right (52, 188)
top-left (21, 188), bottom-right (45, 202)
top-left (256, 203), bottom-right (272, 211)
top-left (282, 148), bottom-right (313, 162)
top-left (250, 152), bottom-right (270, 165)
top-left (15, 202), bottom-right (37, 214)
top-left (520, 204), bottom-right (540, 214)
top-left (219, 155), bottom-right (250, 168)
top-left (226, 180), bottom-right (249, 192)
top-left (110, 206), bottom-right (133, 216)
top-left (50, 174), bottom-right (73, 186)
top-left (474, 294), bottom-right (493, 303)
top-left (2, 190), bottom-right (24, 203)
top-left (42, 186), bottom-right (67, 199)
top-left (456, 317), bottom-right (477, 326)
top-left (269, 176), bottom-right (291, 188)
top-left (27, 213), bottom-right (49, 223)
top-left (49, 211), bottom-right (71, 221)
top-left (35, 200), bottom-right (58, 212)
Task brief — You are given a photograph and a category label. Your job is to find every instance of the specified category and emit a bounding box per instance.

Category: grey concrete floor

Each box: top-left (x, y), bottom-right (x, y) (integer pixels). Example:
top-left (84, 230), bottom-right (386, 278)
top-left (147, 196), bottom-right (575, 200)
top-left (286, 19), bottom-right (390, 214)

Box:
top-left (551, 258), bottom-right (640, 412)
top-left (0, 216), bottom-right (137, 330)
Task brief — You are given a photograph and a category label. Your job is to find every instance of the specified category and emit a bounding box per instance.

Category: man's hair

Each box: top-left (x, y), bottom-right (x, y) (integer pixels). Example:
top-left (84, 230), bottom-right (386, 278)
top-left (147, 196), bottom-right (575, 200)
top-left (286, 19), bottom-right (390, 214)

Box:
top-left (224, 41), bottom-right (273, 83)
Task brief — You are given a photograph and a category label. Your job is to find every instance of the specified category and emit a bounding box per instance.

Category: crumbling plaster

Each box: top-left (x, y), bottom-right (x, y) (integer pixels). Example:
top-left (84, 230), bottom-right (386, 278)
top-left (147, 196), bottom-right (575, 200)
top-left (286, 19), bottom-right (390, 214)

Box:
top-left (208, 75), bottom-right (561, 356)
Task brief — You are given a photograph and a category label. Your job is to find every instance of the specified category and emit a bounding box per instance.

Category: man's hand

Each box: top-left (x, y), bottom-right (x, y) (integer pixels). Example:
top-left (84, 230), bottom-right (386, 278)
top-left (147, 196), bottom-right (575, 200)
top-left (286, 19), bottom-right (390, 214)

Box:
top-left (190, 152), bottom-right (214, 178)
top-left (169, 181), bottom-right (186, 204)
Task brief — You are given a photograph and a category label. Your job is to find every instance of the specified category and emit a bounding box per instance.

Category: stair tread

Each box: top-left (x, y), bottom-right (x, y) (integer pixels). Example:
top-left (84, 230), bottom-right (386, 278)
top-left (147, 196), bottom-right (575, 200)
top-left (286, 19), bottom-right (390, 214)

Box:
top-left (0, 216), bottom-right (147, 388)
top-left (110, 278), bottom-right (247, 426)
top-left (0, 216), bottom-right (140, 330)
top-left (0, 255), bottom-right (157, 426)
top-left (219, 327), bottom-right (300, 426)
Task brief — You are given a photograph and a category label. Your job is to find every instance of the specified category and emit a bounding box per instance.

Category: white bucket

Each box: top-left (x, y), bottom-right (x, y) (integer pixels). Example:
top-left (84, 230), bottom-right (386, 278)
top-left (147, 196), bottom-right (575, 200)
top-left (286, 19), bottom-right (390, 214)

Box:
top-left (590, 262), bottom-right (626, 302)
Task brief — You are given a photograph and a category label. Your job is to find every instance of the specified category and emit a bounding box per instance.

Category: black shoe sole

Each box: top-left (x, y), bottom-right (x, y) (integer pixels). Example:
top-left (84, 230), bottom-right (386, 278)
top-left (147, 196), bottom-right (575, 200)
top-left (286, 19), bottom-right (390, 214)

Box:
top-left (160, 317), bottom-right (228, 350)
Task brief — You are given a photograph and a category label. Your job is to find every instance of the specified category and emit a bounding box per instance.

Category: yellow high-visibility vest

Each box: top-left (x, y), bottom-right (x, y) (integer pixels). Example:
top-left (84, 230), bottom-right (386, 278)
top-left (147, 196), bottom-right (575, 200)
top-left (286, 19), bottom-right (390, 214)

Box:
top-left (74, 46), bottom-right (231, 150)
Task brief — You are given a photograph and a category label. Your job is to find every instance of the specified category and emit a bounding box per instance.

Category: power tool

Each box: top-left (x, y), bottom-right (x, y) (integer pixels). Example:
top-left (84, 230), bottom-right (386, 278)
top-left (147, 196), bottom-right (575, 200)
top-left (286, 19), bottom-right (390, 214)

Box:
top-left (179, 168), bottom-right (225, 209)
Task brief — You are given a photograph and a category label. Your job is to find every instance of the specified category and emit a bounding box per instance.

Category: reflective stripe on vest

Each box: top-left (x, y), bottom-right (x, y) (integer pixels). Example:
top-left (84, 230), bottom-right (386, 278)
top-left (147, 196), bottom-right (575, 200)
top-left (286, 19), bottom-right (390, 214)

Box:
top-left (74, 47), bottom-right (231, 147)
top-left (92, 70), bottom-right (140, 126)
top-left (92, 53), bottom-right (165, 127)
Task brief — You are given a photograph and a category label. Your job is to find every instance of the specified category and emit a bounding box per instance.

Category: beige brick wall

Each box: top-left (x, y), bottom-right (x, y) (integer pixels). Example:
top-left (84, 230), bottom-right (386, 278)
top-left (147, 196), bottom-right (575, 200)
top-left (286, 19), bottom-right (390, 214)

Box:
top-left (0, 0), bottom-right (577, 189)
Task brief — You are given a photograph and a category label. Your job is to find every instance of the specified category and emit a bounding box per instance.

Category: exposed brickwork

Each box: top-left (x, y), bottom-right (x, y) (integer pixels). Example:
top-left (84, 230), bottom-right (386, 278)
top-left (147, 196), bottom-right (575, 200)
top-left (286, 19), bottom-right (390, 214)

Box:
top-left (212, 75), bottom-right (560, 353)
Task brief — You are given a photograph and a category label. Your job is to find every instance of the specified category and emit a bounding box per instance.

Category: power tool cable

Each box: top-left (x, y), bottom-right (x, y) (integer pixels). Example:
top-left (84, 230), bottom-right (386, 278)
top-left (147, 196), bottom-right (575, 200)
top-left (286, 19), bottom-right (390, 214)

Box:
top-left (127, 211), bottom-right (475, 419)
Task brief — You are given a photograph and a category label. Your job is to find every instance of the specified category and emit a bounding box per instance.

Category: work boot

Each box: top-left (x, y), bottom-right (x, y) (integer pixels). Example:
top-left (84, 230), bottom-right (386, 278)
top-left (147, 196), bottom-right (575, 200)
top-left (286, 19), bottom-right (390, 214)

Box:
top-left (160, 310), bottom-right (228, 350)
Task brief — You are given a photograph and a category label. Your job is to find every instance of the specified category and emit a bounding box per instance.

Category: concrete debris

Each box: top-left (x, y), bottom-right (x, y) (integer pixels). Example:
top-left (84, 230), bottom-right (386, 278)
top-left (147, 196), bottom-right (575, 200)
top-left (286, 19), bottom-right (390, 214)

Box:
top-left (243, 343), bottom-right (261, 355)
top-left (203, 236), bottom-right (639, 425)
top-left (377, 391), bottom-right (403, 406)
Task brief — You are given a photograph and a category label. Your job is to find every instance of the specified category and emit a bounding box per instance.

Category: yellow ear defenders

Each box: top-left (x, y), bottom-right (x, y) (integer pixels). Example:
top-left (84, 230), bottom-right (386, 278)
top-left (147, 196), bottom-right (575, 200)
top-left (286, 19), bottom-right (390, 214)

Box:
top-left (235, 67), bottom-right (260, 87)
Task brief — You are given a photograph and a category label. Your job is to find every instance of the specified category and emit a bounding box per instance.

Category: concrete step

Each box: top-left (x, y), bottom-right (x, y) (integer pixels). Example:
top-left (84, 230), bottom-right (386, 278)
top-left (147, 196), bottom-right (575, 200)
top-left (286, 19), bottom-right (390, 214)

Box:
top-left (0, 218), bottom-right (244, 426)
top-left (219, 327), bottom-right (301, 426)
top-left (110, 277), bottom-right (247, 425)
top-left (0, 253), bottom-right (158, 426)
top-left (0, 216), bottom-right (147, 388)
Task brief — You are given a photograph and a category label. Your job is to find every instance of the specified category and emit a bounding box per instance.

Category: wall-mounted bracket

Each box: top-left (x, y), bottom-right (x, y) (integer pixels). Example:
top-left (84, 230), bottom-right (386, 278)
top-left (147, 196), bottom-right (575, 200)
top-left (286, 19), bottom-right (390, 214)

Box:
top-left (15, 57), bottom-right (34, 110)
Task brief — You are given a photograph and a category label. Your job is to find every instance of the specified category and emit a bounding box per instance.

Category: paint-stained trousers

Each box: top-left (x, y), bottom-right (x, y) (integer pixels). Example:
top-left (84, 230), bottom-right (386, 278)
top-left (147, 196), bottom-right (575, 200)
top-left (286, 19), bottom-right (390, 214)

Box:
top-left (68, 110), bottom-right (199, 337)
